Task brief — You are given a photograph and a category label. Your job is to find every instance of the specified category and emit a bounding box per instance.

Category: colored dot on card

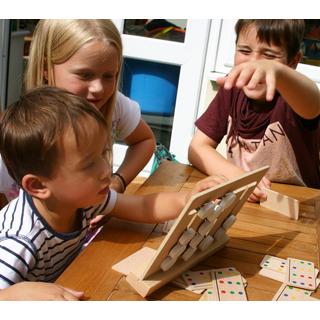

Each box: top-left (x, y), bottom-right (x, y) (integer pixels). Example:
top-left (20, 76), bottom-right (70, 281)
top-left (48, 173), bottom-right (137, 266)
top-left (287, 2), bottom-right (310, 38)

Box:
top-left (288, 286), bottom-right (293, 289)
top-left (301, 275), bottom-right (304, 278)
top-left (304, 292), bottom-right (309, 295)
top-left (218, 272), bottom-right (222, 274)
top-left (219, 280), bottom-right (224, 284)
top-left (308, 276), bottom-right (312, 279)
top-left (236, 282), bottom-right (241, 285)
top-left (284, 294), bottom-right (288, 297)
top-left (238, 291), bottom-right (243, 295)
top-left (208, 290), bottom-right (212, 295)
top-left (307, 262), bottom-right (311, 265)
top-left (280, 265), bottom-right (284, 268)
top-left (293, 266), bottom-right (297, 269)
top-left (308, 284), bottom-right (313, 287)
top-left (192, 282), bottom-right (196, 285)
top-left (228, 268), bottom-right (233, 271)
top-left (227, 281), bottom-right (232, 284)
top-left (221, 290), bottom-right (226, 294)
top-left (293, 273), bottom-right (297, 276)
top-left (300, 282), bottom-right (305, 285)
top-left (230, 291), bottom-right (235, 294)
top-left (200, 272), bottom-right (204, 275)
top-left (300, 261), bottom-right (304, 264)
top-left (293, 281), bottom-right (297, 284)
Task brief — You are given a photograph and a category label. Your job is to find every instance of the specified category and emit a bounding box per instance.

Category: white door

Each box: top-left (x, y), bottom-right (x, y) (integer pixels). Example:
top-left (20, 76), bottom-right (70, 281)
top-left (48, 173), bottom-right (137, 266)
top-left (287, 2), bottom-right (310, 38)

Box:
top-left (0, 20), bottom-right (10, 109)
top-left (112, 19), bottom-right (211, 175)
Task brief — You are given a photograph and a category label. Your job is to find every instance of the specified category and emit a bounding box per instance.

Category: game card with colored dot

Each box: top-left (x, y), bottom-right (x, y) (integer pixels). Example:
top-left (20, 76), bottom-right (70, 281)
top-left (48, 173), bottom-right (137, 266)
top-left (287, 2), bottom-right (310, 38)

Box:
top-left (214, 267), bottom-right (247, 301)
top-left (182, 270), bottom-right (213, 291)
top-left (199, 272), bottom-right (219, 301)
top-left (260, 255), bottom-right (287, 274)
top-left (286, 258), bottom-right (316, 290)
top-left (272, 284), bottom-right (317, 301)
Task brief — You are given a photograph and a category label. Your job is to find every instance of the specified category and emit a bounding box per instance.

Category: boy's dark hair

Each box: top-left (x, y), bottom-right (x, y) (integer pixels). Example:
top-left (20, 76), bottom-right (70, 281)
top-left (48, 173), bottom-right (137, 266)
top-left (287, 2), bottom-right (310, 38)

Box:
top-left (235, 19), bottom-right (305, 63)
top-left (0, 86), bottom-right (109, 184)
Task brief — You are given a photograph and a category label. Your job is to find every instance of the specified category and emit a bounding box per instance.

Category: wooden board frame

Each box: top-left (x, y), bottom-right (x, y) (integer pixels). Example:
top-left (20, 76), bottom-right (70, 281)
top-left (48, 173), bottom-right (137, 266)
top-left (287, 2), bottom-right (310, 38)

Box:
top-left (112, 166), bottom-right (269, 297)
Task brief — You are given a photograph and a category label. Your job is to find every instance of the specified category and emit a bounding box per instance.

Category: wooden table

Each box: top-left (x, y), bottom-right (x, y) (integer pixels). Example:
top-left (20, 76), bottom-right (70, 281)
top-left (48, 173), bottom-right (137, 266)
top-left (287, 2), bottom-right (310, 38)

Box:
top-left (55, 161), bottom-right (320, 301)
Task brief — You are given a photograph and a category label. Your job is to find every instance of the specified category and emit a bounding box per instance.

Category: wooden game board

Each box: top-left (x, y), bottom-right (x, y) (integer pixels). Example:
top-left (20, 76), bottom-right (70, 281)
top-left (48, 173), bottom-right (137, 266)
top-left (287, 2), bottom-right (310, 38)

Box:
top-left (112, 165), bottom-right (269, 297)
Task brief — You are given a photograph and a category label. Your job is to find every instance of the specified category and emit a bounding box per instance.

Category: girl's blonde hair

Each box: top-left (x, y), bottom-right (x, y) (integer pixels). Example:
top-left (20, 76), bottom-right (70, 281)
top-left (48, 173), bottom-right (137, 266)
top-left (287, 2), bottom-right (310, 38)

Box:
top-left (24, 19), bottom-right (123, 126)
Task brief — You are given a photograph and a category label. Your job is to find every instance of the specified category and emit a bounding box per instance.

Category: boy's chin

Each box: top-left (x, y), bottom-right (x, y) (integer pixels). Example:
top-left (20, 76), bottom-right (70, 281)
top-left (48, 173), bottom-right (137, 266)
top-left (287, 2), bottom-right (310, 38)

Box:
top-left (243, 87), bottom-right (266, 101)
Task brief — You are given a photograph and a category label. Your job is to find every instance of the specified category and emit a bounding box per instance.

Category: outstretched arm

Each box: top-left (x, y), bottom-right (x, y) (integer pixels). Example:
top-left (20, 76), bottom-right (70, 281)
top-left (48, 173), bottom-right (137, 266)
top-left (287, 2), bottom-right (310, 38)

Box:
top-left (217, 60), bottom-right (320, 119)
top-left (110, 175), bottom-right (227, 223)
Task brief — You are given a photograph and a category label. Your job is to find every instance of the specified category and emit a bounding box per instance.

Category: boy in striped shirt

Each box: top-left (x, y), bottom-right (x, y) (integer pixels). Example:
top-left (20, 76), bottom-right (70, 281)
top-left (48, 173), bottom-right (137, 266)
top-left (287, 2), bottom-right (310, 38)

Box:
top-left (0, 86), bottom-right (223, 298)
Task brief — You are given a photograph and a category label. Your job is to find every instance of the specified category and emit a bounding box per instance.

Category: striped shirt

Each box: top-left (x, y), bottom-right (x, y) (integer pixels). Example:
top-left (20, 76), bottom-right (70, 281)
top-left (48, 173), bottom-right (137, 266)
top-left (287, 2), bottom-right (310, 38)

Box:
top-left (0, 189), bottom-right (116, 288)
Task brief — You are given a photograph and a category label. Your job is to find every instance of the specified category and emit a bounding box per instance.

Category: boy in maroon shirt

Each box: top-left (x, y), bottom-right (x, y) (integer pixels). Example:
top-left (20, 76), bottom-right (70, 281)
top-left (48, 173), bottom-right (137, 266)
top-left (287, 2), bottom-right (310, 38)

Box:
top-left (189, 20), bottom-right (320, 202)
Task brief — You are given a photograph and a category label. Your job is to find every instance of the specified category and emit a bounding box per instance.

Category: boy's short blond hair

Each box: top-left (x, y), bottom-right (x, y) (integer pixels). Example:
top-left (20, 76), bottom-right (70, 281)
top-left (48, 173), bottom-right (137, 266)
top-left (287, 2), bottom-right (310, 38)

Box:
top-left (0, 86), bottom-right (109, 184)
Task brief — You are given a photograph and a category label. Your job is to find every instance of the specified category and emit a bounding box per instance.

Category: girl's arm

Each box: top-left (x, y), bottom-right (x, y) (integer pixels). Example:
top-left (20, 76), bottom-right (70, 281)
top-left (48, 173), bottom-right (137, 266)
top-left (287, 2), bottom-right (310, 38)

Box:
top-left (110, 119), bottom-right (156, 192)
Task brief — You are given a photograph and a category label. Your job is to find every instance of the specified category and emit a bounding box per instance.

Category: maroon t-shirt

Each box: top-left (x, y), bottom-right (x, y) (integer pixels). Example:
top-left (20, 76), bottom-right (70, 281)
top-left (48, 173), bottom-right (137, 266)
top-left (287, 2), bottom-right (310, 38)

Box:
top-left (195, 87), bottom-right (320, 188)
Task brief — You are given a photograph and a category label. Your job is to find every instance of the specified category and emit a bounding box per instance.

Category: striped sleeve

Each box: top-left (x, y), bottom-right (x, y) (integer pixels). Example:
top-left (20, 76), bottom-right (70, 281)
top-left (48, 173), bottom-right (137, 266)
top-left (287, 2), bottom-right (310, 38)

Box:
top-left (0, 236), bottom-right (37, 288)
top-left (85, 189), bottom-right (117, 219)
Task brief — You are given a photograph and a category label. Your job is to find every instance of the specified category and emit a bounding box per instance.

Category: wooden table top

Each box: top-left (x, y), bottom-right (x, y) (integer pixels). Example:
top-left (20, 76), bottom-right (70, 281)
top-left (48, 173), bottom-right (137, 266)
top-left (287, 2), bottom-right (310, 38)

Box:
top-left (55, 161), bottom-right (320, 301)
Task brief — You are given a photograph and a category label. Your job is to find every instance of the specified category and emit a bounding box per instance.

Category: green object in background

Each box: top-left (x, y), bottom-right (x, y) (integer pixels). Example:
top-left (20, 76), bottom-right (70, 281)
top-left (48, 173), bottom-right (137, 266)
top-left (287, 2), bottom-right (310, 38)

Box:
top-left (151, 143), bottom-right (179, 174)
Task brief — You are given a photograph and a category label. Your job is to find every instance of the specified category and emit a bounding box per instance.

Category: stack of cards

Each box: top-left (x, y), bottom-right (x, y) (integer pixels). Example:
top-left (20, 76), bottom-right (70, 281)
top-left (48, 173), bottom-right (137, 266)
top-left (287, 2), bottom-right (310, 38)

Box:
top-left (272, 284), bottom-right (318, 301)
top-left (258, 255), bottom-right (320, 300)
top-left (172, 267), bottom-right (247, 301)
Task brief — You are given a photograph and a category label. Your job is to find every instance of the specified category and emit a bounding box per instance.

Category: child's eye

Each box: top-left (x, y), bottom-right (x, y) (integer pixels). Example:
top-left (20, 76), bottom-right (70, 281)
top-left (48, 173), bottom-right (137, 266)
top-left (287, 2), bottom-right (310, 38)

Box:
top-left (264, 53), bottom-right (277, 59)
top-left (103, 73), bottom-right (116, 80)
top-left (238, 49), bottom-right (251, 55)
top-left (77, 73), bottom-right (93, 80)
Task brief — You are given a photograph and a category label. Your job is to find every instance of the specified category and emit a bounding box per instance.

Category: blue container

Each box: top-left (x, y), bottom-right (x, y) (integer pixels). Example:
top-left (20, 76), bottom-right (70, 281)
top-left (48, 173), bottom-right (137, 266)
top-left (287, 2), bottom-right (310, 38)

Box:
top-left (122, 58), bottom-right (180, 116)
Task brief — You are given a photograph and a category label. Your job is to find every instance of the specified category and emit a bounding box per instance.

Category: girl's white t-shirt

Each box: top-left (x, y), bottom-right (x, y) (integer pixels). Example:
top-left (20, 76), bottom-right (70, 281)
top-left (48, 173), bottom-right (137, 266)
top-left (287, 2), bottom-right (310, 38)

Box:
top-left (0, 91), bottom-right (141, 201)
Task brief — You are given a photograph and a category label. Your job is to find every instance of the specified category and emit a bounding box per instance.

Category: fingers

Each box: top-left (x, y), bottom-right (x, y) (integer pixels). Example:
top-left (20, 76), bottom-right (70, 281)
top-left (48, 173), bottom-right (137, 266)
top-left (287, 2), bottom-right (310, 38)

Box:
top-left (63, 287), bottom-right (85, 299)
top-left (58, 286), bottom-right (84, 301)
top-left (220, 60), bottom-right (277, 101)
top-left (249, 177), bottom-right (271, 203)
top-left (195, 175), bottom-right (228, 193)
top-left (265, 72), bottom-right (276, 101)
top-left (247, 192), bottom-right (261, 203)
top-left (260, 176), bottom-right (271, 189)
top-left (216, 76), bottom-right (226, 87)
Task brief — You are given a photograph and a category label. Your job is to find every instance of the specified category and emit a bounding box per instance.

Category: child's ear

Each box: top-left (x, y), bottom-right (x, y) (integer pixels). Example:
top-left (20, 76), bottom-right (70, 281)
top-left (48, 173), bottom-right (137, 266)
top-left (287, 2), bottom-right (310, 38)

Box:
top-left (21, 174), bottom-right (51, 199)
top-left (289, 52), bottom-right (302, 69)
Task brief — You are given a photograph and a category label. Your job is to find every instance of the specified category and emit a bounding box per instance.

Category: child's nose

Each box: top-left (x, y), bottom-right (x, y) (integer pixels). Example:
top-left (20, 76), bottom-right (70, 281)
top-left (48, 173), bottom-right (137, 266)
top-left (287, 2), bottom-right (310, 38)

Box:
top-left (89, 79), bottom-right (104, 93)
top-left (250, 52), bottom-right (263, 61)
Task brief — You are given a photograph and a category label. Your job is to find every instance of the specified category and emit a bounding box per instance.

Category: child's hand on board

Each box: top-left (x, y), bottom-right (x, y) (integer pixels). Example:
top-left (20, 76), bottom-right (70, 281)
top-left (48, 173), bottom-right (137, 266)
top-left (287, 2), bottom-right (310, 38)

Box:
top-left (247, 176), bottom-right (271, 203)
top-left (190, 175), bottom-right (228, 198)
